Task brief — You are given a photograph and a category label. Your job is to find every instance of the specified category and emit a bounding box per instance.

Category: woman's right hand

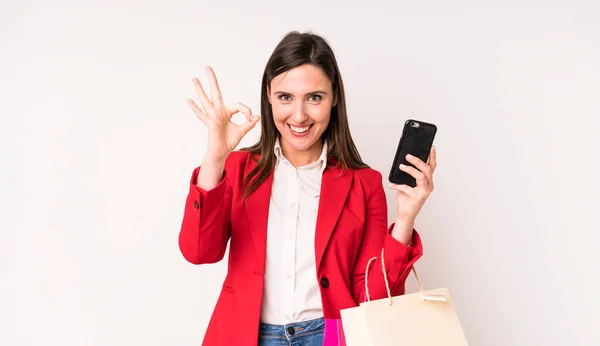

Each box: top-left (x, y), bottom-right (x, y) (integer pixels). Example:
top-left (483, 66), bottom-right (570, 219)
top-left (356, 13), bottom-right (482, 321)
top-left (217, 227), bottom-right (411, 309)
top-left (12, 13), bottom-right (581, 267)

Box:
top-left (187, 66), bottom-right (260, 163)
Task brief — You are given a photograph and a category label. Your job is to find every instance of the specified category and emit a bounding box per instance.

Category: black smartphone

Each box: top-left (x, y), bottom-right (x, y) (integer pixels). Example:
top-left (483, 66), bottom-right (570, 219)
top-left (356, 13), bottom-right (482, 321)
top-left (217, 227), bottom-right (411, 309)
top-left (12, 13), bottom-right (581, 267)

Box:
top-left (389, 119), bottom-right (437, 187)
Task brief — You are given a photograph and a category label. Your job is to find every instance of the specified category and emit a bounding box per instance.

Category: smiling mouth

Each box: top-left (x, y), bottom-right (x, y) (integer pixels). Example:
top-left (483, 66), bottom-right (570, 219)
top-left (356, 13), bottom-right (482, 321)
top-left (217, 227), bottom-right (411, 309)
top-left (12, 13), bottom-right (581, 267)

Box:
top-left (288, 124), bottom-right (313, 133)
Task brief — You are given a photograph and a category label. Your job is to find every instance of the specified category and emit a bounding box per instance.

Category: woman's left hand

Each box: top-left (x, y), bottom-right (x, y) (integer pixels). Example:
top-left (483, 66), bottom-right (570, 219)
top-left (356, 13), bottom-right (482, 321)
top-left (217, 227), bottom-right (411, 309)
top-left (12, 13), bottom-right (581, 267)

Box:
top-left (389, 146), bottom-right (437, 237)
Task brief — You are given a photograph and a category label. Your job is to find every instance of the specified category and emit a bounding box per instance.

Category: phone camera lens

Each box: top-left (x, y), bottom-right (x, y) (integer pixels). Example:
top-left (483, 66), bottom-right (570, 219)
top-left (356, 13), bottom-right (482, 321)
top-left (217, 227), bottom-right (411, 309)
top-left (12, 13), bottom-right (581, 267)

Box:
top-left (410, 121), bottom-right (420, 128)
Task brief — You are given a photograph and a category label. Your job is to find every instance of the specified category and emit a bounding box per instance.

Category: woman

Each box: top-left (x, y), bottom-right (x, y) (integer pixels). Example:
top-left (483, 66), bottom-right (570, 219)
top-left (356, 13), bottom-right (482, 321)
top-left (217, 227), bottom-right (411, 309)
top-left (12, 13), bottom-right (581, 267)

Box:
top-left (179, 31), bottom-right (437, 346)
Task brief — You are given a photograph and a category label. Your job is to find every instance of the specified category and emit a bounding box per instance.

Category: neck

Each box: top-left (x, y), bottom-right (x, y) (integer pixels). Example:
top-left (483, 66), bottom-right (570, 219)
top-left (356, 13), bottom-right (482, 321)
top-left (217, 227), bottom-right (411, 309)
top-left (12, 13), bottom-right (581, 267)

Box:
top-left (280, 139), bottom-right (324, 167)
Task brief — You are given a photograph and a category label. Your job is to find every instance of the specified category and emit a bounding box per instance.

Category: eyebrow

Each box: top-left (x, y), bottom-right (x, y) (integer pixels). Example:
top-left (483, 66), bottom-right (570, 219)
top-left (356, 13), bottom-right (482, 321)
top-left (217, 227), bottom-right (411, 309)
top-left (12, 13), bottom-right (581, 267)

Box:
top-left (273, 90), bottom-right (329, 96)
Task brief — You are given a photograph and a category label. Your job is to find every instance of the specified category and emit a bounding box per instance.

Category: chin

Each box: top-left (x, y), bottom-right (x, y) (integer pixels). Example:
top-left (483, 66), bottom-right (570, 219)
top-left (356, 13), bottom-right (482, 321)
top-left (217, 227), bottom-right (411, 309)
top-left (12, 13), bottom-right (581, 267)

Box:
top-left (282, 135), bottom-right (315, 149)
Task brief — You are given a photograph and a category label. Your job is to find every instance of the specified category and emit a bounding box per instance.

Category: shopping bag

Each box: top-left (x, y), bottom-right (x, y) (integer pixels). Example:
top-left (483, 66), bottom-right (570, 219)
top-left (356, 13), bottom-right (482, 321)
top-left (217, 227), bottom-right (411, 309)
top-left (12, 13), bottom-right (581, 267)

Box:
top-left (340, 249), bottom-right (469, 346)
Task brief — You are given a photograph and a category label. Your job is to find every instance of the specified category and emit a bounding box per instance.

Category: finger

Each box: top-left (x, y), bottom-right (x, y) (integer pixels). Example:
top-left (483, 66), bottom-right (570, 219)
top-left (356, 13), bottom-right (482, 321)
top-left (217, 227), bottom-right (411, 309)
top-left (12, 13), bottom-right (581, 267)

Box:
top-left (192, 77), bottom-right (212, 111)
top-left (206, 66), bottom-right (224, 105)
top-left (426, 146), bottom-right (436, 189)
top-left (389, 183), bottom-right (415, 197)
top-left (406, 154), bottom-right (432, 176)
top-left (239, 114), bottom-right (261, 135)
top-left (406, 153), bottom-right (433, 185)
top-left (428, 145), bottom-right (437, 171)
top-left (186, 99), bottom-right (209, 123)
top-left (399, 163), bottom-right (429, 186)
top-left (228, 102), bottom-right (253, 122)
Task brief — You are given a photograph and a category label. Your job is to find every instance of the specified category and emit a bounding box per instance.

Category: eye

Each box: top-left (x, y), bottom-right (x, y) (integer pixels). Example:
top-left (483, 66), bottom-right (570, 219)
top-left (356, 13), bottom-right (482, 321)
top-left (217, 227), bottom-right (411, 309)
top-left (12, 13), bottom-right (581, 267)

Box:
top-left (309, 95), bottom-right (322, 102)
top-left (278, 94), bottom-right (291, 101)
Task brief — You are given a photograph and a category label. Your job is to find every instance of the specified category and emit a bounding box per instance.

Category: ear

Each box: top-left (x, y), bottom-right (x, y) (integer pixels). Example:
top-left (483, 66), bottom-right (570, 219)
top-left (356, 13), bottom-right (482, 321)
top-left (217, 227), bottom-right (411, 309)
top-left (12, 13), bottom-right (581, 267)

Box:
top-left (332, 93), bottom-right (338, 107)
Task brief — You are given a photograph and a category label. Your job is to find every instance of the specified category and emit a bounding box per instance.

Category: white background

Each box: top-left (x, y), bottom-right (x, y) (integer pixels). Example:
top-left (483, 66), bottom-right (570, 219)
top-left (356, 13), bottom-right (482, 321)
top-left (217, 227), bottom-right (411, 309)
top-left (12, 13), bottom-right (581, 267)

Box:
top-left (1, 0), bottom-right (599, 345)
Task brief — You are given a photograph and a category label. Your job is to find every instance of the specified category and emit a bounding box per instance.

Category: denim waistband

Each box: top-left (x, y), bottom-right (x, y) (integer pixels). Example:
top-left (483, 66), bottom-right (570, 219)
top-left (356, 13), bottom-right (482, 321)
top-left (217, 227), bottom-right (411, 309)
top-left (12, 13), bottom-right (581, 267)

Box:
top-left (259, 317), bottom-right (325, 339)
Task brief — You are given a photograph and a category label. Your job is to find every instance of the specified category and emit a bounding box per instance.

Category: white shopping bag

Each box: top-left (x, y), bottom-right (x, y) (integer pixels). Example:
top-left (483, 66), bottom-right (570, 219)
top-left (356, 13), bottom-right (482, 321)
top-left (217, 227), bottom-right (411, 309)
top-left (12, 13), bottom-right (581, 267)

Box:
top-left (340, 249), bottom-right (469, 345)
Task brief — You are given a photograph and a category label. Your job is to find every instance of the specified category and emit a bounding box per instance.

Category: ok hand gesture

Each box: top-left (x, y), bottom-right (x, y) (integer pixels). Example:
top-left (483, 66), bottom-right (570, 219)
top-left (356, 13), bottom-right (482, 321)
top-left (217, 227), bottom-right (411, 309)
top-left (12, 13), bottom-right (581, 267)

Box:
top-left (187, 66), bottom-right (260, 162)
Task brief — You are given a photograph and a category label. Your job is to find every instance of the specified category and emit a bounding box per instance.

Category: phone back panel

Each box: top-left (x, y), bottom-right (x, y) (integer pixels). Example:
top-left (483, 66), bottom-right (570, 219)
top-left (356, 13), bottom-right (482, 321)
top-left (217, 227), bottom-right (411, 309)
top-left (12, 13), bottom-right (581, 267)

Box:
top-left (389, 120), bottom-right (437, 187)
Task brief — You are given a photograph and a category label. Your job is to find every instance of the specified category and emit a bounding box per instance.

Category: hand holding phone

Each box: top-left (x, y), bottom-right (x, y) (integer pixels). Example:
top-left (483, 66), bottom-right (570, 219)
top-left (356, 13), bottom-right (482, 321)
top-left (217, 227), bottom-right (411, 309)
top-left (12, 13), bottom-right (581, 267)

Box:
top-left (387, 120), bottom-right (437, 244)
top-left (389, 119), bottom-right (437, 187)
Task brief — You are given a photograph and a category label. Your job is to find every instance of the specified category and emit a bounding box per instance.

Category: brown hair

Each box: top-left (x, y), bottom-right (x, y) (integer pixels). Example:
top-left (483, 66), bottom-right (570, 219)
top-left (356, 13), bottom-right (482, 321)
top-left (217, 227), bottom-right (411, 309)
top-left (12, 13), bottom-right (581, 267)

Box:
top-left (242, 31), bottom-right (368, 198)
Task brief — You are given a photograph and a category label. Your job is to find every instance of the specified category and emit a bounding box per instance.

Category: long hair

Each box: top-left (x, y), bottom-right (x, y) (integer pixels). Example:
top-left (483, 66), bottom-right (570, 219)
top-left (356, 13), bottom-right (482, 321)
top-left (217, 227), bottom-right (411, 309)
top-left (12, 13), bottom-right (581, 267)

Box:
top-left (242, 31), bottom-right (368, 198)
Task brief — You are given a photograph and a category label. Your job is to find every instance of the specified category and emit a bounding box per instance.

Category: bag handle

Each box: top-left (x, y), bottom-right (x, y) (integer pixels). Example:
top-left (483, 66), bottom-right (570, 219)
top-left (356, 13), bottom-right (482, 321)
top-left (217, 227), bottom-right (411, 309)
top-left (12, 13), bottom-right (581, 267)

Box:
top-left (364, 248), bottom-right (424, 305)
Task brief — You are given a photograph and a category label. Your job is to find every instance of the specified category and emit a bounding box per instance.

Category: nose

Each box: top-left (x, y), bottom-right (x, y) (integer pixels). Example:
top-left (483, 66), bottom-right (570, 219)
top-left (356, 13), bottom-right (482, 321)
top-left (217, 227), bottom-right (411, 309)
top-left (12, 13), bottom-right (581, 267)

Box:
top-left (290, 101), bottom-right (308, 123)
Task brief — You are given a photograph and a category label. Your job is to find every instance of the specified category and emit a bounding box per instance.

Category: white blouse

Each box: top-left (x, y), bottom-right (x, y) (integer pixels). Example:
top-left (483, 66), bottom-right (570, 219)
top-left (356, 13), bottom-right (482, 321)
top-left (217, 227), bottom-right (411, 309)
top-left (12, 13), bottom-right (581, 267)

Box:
top-left (259, 137), bottom-right (328, 325)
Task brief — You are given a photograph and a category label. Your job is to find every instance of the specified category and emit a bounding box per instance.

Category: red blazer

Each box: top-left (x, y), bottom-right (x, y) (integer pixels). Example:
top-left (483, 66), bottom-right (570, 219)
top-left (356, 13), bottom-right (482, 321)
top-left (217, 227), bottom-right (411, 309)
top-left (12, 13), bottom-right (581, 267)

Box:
top-left (179, 151), bottom-right (423, 345)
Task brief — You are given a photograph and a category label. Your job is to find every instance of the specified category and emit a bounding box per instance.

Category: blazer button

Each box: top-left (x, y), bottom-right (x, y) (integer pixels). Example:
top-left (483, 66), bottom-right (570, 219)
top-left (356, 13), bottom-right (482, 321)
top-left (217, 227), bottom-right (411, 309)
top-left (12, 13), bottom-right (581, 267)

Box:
top-left (193, 201), bottom-right (199, 209)
top-left (320, 277), bottom-right (330, 288)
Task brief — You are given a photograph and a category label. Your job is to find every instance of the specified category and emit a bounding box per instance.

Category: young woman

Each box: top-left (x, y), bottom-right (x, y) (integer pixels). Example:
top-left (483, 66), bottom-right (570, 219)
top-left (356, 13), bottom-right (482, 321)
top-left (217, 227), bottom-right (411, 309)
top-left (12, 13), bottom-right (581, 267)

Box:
top-left (179, 31), bottom-right (437, 346)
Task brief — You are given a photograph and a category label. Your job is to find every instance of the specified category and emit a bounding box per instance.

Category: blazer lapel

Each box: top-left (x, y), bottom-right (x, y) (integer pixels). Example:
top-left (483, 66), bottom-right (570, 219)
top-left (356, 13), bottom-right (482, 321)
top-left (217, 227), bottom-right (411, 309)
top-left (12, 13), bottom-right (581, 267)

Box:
top-left (315, 160), bottom-right (354, 272)
top-left (243, 155), bottom-right (273, 275)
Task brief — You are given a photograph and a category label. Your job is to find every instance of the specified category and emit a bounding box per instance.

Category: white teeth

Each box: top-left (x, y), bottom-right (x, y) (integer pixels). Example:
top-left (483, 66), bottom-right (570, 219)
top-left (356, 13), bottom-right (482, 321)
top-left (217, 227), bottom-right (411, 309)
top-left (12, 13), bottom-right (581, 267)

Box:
top-left (290, 124), bottom-right (310, 133)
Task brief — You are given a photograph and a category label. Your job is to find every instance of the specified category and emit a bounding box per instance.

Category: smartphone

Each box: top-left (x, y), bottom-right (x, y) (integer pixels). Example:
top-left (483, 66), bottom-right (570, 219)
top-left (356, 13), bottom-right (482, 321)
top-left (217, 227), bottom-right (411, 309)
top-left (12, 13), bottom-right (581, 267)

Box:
top-left (389, 119), bottom-right (437, 187)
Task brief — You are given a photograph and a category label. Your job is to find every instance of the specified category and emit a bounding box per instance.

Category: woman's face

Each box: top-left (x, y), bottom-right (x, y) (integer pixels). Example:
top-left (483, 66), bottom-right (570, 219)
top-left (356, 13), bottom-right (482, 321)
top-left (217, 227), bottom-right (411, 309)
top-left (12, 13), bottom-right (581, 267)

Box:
top-left (267, 64), bottom-right (336, 161)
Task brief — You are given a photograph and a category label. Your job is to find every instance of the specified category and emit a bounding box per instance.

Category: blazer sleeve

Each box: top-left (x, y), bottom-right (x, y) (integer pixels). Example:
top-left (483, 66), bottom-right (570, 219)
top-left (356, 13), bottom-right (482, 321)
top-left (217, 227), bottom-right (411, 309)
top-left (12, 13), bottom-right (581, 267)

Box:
top-left (178, 166), bottom-right (233, 265)
top-left (351, 170), bottom-right (423, 303)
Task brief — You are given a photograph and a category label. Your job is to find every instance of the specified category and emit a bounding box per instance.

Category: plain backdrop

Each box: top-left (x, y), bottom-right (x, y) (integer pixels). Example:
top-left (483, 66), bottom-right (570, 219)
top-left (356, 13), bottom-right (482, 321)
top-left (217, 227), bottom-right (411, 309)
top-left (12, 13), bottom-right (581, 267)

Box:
top-left (1, 0), bottom-right (599, 345)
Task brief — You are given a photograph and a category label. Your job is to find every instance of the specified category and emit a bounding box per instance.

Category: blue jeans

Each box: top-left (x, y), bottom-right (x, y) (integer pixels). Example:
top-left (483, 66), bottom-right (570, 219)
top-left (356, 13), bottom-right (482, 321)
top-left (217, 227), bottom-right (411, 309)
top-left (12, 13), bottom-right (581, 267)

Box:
top-left (258, 317), bottom-right (324, 346)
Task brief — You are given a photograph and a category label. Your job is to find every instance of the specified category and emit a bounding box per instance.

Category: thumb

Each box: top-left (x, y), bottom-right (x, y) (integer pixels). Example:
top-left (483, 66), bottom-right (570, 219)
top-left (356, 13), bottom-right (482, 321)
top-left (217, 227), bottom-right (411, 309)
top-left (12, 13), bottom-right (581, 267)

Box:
top-left (240, 114), bottom-right (260, 135)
